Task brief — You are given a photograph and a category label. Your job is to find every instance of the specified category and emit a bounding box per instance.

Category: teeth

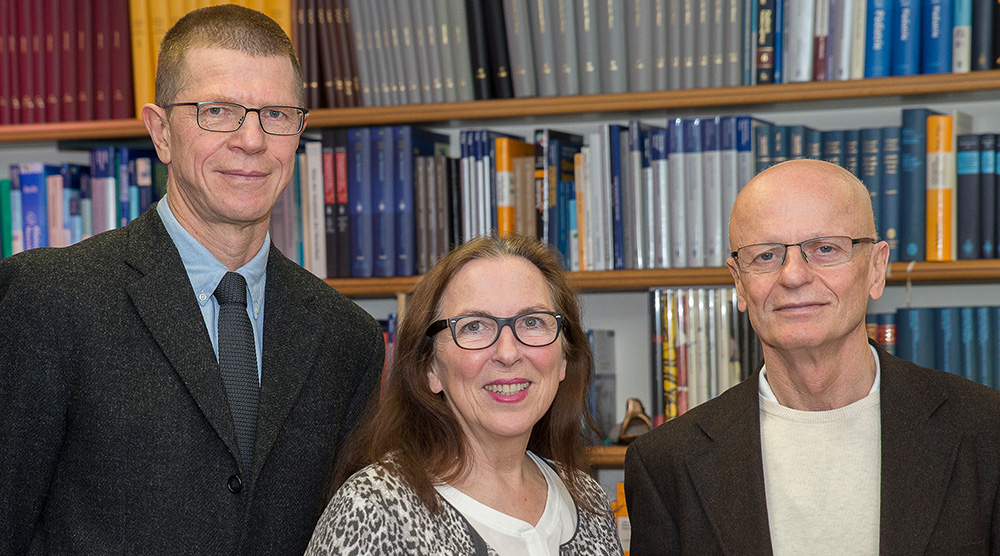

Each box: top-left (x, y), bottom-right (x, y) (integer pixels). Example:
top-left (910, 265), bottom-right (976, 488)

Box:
top-left (485, 382), bottom-right (530, 396)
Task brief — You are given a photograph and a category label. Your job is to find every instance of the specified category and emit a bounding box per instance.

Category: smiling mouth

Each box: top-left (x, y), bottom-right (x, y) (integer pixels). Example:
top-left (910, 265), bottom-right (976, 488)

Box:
top-left (484, 382), bottom-right (530, 395)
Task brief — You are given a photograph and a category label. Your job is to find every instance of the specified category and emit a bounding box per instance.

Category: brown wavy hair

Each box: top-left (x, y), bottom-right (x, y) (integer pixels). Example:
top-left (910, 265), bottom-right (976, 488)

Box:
top-left (154, 4), bottom-right (305, 107)
top-left (332, 235), bottom-right (602, 514)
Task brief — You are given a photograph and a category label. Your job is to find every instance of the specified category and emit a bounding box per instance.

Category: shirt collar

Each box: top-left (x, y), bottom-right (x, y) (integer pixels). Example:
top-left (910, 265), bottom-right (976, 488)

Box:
top-left (156, 198), bottom-right (269, 315)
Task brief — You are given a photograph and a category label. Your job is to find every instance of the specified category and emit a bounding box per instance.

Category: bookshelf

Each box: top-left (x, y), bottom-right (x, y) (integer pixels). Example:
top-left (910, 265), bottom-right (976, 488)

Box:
top-left (6, 73), bottom-right (1000, 469)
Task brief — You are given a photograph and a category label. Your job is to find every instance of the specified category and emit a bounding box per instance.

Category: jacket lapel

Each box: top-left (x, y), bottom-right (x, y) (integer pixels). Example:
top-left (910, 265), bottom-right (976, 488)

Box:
top-left (251, 247), bottom-right (324, 479)
top-left (685, 377), bottom-right (774, 555)
top-left (878, 349), bottom-right (960, 555)
top-left (123, 207), bottom-right (240, 460)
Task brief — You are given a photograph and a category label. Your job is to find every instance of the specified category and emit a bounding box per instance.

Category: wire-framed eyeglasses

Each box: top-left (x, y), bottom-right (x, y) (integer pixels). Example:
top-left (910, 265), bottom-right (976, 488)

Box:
top-left (167, 101), bottom-right (308, 136)
top-left (731, 236), bottom-right (877, 274)
top-left (425, 311), bottom-right (565, 350)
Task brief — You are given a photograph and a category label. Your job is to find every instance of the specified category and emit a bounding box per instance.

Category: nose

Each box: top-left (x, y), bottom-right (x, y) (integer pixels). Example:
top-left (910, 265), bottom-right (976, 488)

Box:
top-left (491, 324), bottom-right (522, 364)
top-left (777, 244), bottom-right (812, 286)
top-left (231, 110), bottom-right (267, 152)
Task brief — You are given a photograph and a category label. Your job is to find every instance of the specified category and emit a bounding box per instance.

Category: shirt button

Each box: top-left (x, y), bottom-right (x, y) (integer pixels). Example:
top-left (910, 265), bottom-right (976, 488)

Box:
top-left (228, 474), bottom-right (243, 493)
top-left (199, 293), bottom-right (208, 301)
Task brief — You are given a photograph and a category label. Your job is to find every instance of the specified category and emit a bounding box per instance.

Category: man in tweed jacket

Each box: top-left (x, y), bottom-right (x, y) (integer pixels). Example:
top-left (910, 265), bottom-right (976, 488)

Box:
top-left (0, 6), bottom-right (383, 555)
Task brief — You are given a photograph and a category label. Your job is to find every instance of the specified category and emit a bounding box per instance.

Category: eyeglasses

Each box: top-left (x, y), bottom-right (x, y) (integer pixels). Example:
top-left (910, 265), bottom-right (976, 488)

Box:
top-left (425, 311), bottom-right (564, 350)
top-left (730, 236), bottom-right (877, 274)
top-left (167, 102), bottom-right (308, 136)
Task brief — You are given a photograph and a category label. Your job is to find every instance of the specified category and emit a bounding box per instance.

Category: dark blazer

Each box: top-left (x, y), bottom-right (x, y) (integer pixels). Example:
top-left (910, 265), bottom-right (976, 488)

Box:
top-left (0, 206), bottom-right (384, 555)
top-left (625, 342), bottom-right (1000, 555)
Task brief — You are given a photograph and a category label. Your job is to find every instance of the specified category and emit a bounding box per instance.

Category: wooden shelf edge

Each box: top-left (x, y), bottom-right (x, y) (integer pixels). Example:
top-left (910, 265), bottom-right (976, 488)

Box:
top-left (586, 445), bottom-right (628, 468)
top-left (7, 72), bottom-right (1000, 143)
top-left (326, 261), bottom-right (1000, 297)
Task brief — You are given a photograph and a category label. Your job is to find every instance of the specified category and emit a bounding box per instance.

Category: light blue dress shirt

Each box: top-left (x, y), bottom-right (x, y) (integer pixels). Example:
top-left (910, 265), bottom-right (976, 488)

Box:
top-left (157, 199), bottom-right (268, 383)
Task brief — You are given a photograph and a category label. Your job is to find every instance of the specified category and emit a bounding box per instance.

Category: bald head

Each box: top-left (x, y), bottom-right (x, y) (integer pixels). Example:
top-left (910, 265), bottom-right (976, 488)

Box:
top-left (729, 159), bottom-right (877, 251)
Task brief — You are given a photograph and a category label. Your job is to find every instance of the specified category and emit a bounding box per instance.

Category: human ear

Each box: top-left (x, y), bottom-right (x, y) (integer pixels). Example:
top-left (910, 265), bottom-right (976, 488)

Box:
top-left (142, 103), bottom-right (172, 165)
top-left (427, 364), bottom-right (444, 394)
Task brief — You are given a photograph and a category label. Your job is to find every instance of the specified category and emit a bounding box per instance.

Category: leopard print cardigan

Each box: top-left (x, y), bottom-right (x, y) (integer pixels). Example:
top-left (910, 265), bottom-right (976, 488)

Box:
top-left (305, 460), bottom-right (624, 555)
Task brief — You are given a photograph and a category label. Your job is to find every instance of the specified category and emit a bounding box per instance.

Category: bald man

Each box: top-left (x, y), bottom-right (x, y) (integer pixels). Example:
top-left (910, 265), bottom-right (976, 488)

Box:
top-left (624, 159), bottom-right (1000, 555)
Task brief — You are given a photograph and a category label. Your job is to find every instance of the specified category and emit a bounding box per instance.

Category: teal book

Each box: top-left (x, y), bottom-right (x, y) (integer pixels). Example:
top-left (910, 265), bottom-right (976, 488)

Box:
top-left (956, 133), bottom-right (981, 260)
top-left (0, 178), bottom-right (12, 258)
top-left (881, 126), bottom-right (902, 262)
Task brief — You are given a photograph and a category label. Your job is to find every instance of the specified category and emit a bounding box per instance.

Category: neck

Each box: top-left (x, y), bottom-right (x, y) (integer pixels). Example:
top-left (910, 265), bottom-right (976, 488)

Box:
top-left (167, 190), bottom-right (269, 270)
top-left (762, 331), bottom-right (877, 411)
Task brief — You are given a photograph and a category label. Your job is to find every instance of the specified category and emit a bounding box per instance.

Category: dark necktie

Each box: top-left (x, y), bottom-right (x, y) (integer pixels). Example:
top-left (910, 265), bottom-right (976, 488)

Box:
top-left (215, 271), bottom-right (259, 474)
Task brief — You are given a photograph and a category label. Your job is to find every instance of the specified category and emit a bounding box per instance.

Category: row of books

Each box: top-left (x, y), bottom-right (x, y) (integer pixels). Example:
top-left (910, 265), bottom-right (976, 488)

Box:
top-left (648, 287), bottom-right (761, 426)
top-left (0, 0), bottom-right (293, 126)
top-left (761, 0), bottom-right (999, 84)
top-left (1, 0), bottom-right (134, 125)
top-left (869, 305), bottom-right (1000, 390)
top-left (0, 148), bottom-right (166, 259)
top-left (757, 107), bottom-right (1000, 262)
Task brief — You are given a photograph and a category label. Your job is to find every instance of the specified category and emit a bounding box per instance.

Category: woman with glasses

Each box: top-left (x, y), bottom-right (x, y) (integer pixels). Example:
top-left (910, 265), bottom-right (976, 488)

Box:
top-left (306, 235), bottom-right (622, 556)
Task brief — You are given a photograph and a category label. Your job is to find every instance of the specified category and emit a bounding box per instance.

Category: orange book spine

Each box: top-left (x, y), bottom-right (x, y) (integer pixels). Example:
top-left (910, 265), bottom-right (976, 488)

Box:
top-left (495, 138), bottom-right (516, 236)
top-left (925, 115), bottom-right (956, 261)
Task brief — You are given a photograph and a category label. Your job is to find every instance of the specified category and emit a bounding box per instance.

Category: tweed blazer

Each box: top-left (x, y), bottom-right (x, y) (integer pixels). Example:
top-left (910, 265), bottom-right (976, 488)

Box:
top-left (0, 206), bottom-right (384, 555)
top-left (625, 342), bottom-right (1000, 555)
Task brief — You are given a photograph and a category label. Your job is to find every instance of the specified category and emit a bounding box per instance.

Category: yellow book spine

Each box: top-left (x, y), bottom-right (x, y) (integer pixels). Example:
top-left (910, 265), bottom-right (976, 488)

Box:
top-left (262, 0), bottom-right (293, 42)
top-left (128, 0), bottom-right (153, 117)
top-left (496, 138), bottom-right (516, 237)
top-left (925, 115), bottom-right (956, 261)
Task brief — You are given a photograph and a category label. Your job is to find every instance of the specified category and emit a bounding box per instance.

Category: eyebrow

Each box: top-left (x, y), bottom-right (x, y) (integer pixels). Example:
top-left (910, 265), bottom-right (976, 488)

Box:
top-left (448, 305), bottom-right (554, 317)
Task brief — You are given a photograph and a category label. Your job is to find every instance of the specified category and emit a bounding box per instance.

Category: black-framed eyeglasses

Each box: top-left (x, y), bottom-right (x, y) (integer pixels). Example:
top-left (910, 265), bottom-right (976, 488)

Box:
top-left (425, 311), bottom-right (565, 350)
top-left (730, 236), bottom-right (877, 274)
top-left (167, 101), bottom-right (308, 136)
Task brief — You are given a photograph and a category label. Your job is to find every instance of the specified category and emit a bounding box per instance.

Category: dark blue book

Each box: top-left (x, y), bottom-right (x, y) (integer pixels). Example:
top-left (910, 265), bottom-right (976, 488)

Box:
top-left (628, 120), bottom-right (654, 269)
top-left (956, 134), bottom-right (982, 260)
top-left (900, 108), bottom-right (939, 261)
top-left (865, 0), bottom-right (895, 77)
top-left (61, 163), bottom-right (87, 246)
top-left (979, 134), bottom-right (997, 258)
top-left (977, 306), bottom-right (997, 388)
top-left (921, 0), bottom-right (953, 73)
top-left (771, 125), bottom-right (788, 166)
top-left (754, 122), bottom-right (775, 174)
top-left (971, 0), bottom-right (994, 70)
top-left (959, 307), bottom-right (978, 382)
top-left (533, 129), bottom-right (584, 249)
top-left (347, 127), bottom-right (374, 278)
top-left (773, 0), bottom-right (784, 83)
top-left (934, 307), bottom-right (962, 376)
top-left (881, 126), bottom-right (901, 262)
top-left (844, 128), bottom-right (861, 177)
top-left (371, 126), bottom-right (396, 277)
top-left (805, 127), bottom-right (823, 159)
top-left (822, 129), bottom-right (846, 169)
top-left (786, 125), bottom-right (812, 160)
top-left (860, 128), bottom-right (883, 235)
top-left (896, 307), bottom-right (936, 368)
top-left (607, 123), bottom-right (628, 270)
top-left (393, 126), bottom-right (450, 277)
top-left (16, 162), bottom-right (57, 250)
top-left (756, 0), bottom-right (777, 83)
top-left (78, 165), bottom-right (92, 240)
top-left (891, 0), bottom-right (921, 75)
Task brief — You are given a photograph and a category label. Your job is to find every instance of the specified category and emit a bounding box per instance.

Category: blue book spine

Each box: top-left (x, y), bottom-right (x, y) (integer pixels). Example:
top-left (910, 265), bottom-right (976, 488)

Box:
top-left (860, 128), bottom-right (883, 234)
top-left (934, 307), bottom-right (962, 375)
top-left (17, 163), bottom-right (54, 250)
top-left (922, 0), bottom-right (953, 73)
top-left (79, 171), bottom-right (92, 240)
top-left (650, 126), bottom-right (670, 268)
top-left (559, 178), bottom-right (573, 268)
top-left (771, 125), bottom-right (789, 166)
top-left (773, 0), bottom-right (784, 83)
top-left (959, 306), bottom-right (978, 382)
top-left (971, 0), bottom-right (994, 70)
top-left (865, 0), bottom-right (895, 77)
top-left (371, 126), bottom-right (396, 277)
top-left (754, 123), bottom-right (774, 174)
top-left (805, 127), bottom-right (823, 159)
top-left (393, 126), bottom-right (416, 277)
top-left (347, 127), bottom-right (374, 278)
top-left (956, 134), bottom-right (982, 260)
top-left (61, 163), bottom-right (84, 245)
top-left (900, 108), bottom-right (937, 261)
top-left (116, 147), bottom-right (131, 229)
top-left (892, 0), bottom-right (921, 75)
top-left (822, 129), bottom-right (846, 168)
top-left (134, 154), bottom-right (153, 219)
top-left (843, 128), bottom-right (860, 177)
top-left (881, 127), bottom-right (902, 262)
top-left (0, 177), bottom-right (11, 258)
top-left (896, 307), bottom-right (936, 368)
top-left (979, 134), bottom-right (997, 258)
top-left (609, 124), bottom-right (626, 270)
top-left (977, 306), bottom-right (997, 388)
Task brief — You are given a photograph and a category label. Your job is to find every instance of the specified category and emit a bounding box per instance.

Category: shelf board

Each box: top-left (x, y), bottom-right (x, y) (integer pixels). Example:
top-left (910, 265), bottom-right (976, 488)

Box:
top-left (326, 260), bottom-right (1000, 297)
top-left (6, 72), bottom-right (1000, 143)
top-left (586, 445), bottom-right (628, 468)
